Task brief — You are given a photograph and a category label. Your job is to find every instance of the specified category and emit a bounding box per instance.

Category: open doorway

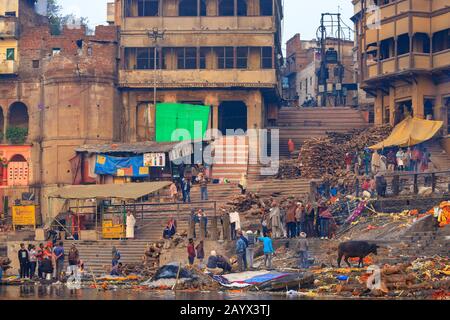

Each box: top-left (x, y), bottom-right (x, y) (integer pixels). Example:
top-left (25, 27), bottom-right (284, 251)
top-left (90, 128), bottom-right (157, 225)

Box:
top-left (394, 100), bottom-right (412, 125)
top-left (218, 101), bottom-right (247, 135)
top-left (424, 98), bottom-right (435, 120)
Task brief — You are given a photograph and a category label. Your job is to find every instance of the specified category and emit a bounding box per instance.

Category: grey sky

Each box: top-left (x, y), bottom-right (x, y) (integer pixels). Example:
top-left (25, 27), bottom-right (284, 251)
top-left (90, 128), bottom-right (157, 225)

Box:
top-left (60, 0), bottom-right (355, 44)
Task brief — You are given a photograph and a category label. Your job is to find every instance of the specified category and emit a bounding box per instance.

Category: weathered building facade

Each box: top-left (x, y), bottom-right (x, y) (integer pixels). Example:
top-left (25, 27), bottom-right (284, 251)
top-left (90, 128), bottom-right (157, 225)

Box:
top-left (111, 0), bottom-right (283, 140)
top-left (283, 33), bottom-right (360, 107)
top-left (352, 0), bottom-right (450, 149)
top-left (0, 0), bottom-right (120, 221)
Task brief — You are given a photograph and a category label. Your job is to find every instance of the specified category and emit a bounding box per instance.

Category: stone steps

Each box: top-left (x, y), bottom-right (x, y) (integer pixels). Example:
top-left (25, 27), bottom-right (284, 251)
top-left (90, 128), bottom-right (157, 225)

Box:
top-left (211, 137), bottom-right (249, 182)
top-left (63, 240), bottom-right (155, 275)
top-left (275, 107), bottom-right (371, 158)
top-left (425, 140), bottom-right (450, 171)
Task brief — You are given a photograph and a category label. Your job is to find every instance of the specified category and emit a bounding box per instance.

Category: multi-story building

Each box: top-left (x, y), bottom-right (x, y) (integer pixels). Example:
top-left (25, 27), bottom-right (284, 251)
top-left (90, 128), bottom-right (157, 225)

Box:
top-left (0, 0), bottom-right (120, 222)
top-left (352, 0), bottom-right (450, 149)
top-left (111, 0), bottom-right (283, 140)
top-left (283, 34), bottom-right (359, 107)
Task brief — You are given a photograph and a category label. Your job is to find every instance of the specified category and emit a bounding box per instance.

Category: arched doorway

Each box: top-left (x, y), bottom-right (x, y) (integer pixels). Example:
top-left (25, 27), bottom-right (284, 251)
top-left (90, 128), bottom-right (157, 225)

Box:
top-left (8, 154), bottom-right (29, 186)
top-left (218, 101), bottom-right (247, 135)
top-left (8, 102), bottom-right (29, 128)
top-left (8, 102), bottom-right (29, 144)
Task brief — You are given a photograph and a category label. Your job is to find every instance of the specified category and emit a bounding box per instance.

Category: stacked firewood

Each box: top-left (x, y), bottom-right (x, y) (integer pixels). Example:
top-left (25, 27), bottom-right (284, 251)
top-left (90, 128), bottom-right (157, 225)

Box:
top-left (276, 160), bottom-right (302, 179)
top-left (221, 192), bottom-right (264, 213)
top-left (114, 243), bottom-right (162, 277)
top-left (300, 125), bottom-right (392, 179)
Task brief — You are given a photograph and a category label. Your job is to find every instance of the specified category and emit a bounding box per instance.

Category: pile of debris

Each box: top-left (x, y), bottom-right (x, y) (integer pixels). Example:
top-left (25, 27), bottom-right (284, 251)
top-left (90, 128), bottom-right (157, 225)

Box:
top-left (220, 192), bottom-right (268, 217)
top-left (307, 256), bottom-right (450, 299)
top-left (0, 257), bottom-right (11, 273)
top-left (141, 264), bottom-right (220, 291)
top-left (289, 125), bottom-right (392, 179)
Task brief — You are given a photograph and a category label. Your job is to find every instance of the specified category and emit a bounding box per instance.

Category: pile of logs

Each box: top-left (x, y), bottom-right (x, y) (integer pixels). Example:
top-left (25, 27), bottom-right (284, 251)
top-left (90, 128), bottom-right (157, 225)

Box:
top-left (276, 160), bottom-right (302, 180)
top-left (334, 257), bottom-right (450, 298)
top-left (120, 242), bottom-right (162, 277)
top-left (300, 125), bottom-right (392, 179)
top-left (220, 192), bottom-right (266, 215)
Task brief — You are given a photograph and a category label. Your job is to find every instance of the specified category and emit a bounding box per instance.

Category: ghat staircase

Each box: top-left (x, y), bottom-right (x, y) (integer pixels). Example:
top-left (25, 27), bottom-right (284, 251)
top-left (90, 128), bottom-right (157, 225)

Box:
top-left (210, 136), bottom-right (249, 183)
top-left (425, 139), bottom-right (450, 171)
top-left (134, 178), bottom-right (312, 241)
top-left (275, 107), bottom-right (371, 158)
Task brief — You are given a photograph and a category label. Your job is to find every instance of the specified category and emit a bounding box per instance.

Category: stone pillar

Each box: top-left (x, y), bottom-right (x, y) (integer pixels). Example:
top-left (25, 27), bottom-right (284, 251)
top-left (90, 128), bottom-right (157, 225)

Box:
top-left (374, 91), bottom-right (383, 125)
top-left (412, 79), bottom-right (424, 119)
top-left (204, 94), bottom-right (219, 131)
top-left (2, 108), bottom-right (6, 144)
top-left (212, 104), bottom-right (219, 131)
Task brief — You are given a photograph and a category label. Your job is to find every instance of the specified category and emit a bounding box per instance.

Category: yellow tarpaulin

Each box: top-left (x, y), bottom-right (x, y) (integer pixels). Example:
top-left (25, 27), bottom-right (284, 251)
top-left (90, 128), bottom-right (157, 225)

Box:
top-left (369, 116), bottom-right (443, 150)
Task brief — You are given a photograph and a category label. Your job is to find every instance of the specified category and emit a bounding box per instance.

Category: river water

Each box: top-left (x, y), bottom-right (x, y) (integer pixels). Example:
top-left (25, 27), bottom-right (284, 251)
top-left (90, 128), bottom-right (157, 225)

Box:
top-left (0, 284), bottom-right (304, 300)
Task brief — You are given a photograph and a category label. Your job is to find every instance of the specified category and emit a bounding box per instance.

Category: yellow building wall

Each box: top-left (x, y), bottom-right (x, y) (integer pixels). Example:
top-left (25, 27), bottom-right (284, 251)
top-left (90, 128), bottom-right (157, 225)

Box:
top-left (0, 39), bottom-right (18, 62)
top-left (0, 0), bottom-right (18, 16)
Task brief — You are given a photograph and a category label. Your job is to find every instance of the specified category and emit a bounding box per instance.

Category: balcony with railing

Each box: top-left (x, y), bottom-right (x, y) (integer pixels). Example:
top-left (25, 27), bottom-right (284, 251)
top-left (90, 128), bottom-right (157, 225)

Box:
top-left (0, 17), bottom-right (18, 38)
top-left (0, 60), bottom-right (18, 74)
top-left (433, 49), bottom-right (450, 69)
top-left (118, 69), bottom-right (277, 88)
top-left (364, 50), bottom-right (449, 80)
top-left (367, 0), bottom-right (443, 23)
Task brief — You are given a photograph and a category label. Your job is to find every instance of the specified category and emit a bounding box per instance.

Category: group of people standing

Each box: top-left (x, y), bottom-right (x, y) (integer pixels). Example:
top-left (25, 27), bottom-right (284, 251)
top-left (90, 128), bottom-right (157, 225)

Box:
top-left (17, 242), bottom-right (81, 282)
top-left (345, 145), bottom-right (432, 177)
top-left (261, 200), bottom-right (335, 241)
top-left (187, 229), bottom-right (277, 272)
top-left (169, 171), bottom-right (210, 204)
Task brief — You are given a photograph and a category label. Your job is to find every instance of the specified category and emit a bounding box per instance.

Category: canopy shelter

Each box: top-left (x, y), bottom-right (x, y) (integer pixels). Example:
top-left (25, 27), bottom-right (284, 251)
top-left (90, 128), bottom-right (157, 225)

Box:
top-left (46, 181), bottom-right (171, 240)
top-left (47, 181), bottom-right (171, 200)
top-left (369, 117), bottom-right (443, 150)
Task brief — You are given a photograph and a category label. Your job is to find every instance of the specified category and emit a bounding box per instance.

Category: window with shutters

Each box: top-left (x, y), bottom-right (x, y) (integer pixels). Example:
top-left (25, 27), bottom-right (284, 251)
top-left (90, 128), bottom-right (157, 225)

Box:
top-left (7, 155), bottom-right (29, 186)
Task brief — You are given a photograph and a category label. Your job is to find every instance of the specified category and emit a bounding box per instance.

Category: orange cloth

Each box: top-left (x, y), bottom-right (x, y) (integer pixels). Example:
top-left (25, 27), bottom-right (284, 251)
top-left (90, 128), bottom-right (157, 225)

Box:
top-left (288, 139), bottom-right (295, 153)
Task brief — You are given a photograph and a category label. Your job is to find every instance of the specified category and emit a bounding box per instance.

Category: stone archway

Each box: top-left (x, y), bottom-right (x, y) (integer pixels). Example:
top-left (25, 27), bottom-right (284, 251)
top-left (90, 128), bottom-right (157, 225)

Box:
top-left (7, 102), bottom-right (29, 144)
top-left (8, 102), bottom-right (29, 128)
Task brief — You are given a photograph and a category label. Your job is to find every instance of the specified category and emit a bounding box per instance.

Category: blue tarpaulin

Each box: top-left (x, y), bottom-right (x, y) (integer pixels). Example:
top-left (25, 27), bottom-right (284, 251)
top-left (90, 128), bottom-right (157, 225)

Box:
top-left (243, 272), bottom-right (289, 284)
top-left (94, 154), bottom-right (149, 177)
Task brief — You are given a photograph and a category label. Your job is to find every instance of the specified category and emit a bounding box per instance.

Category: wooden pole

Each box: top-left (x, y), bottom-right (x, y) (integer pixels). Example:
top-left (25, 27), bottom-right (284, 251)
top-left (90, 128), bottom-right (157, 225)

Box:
top-left (413, 174), bottom-right (418, 194)
top-left (188, 215), bottom-right (194, 239)
top-left (211, 202), bottom-right (218, 240)
top-left (223, 212), bottom-right (230, 241)
top-left (392, 175), bottom-right (400, 196)
top-left (199, 216), bottom-right (205, 240)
